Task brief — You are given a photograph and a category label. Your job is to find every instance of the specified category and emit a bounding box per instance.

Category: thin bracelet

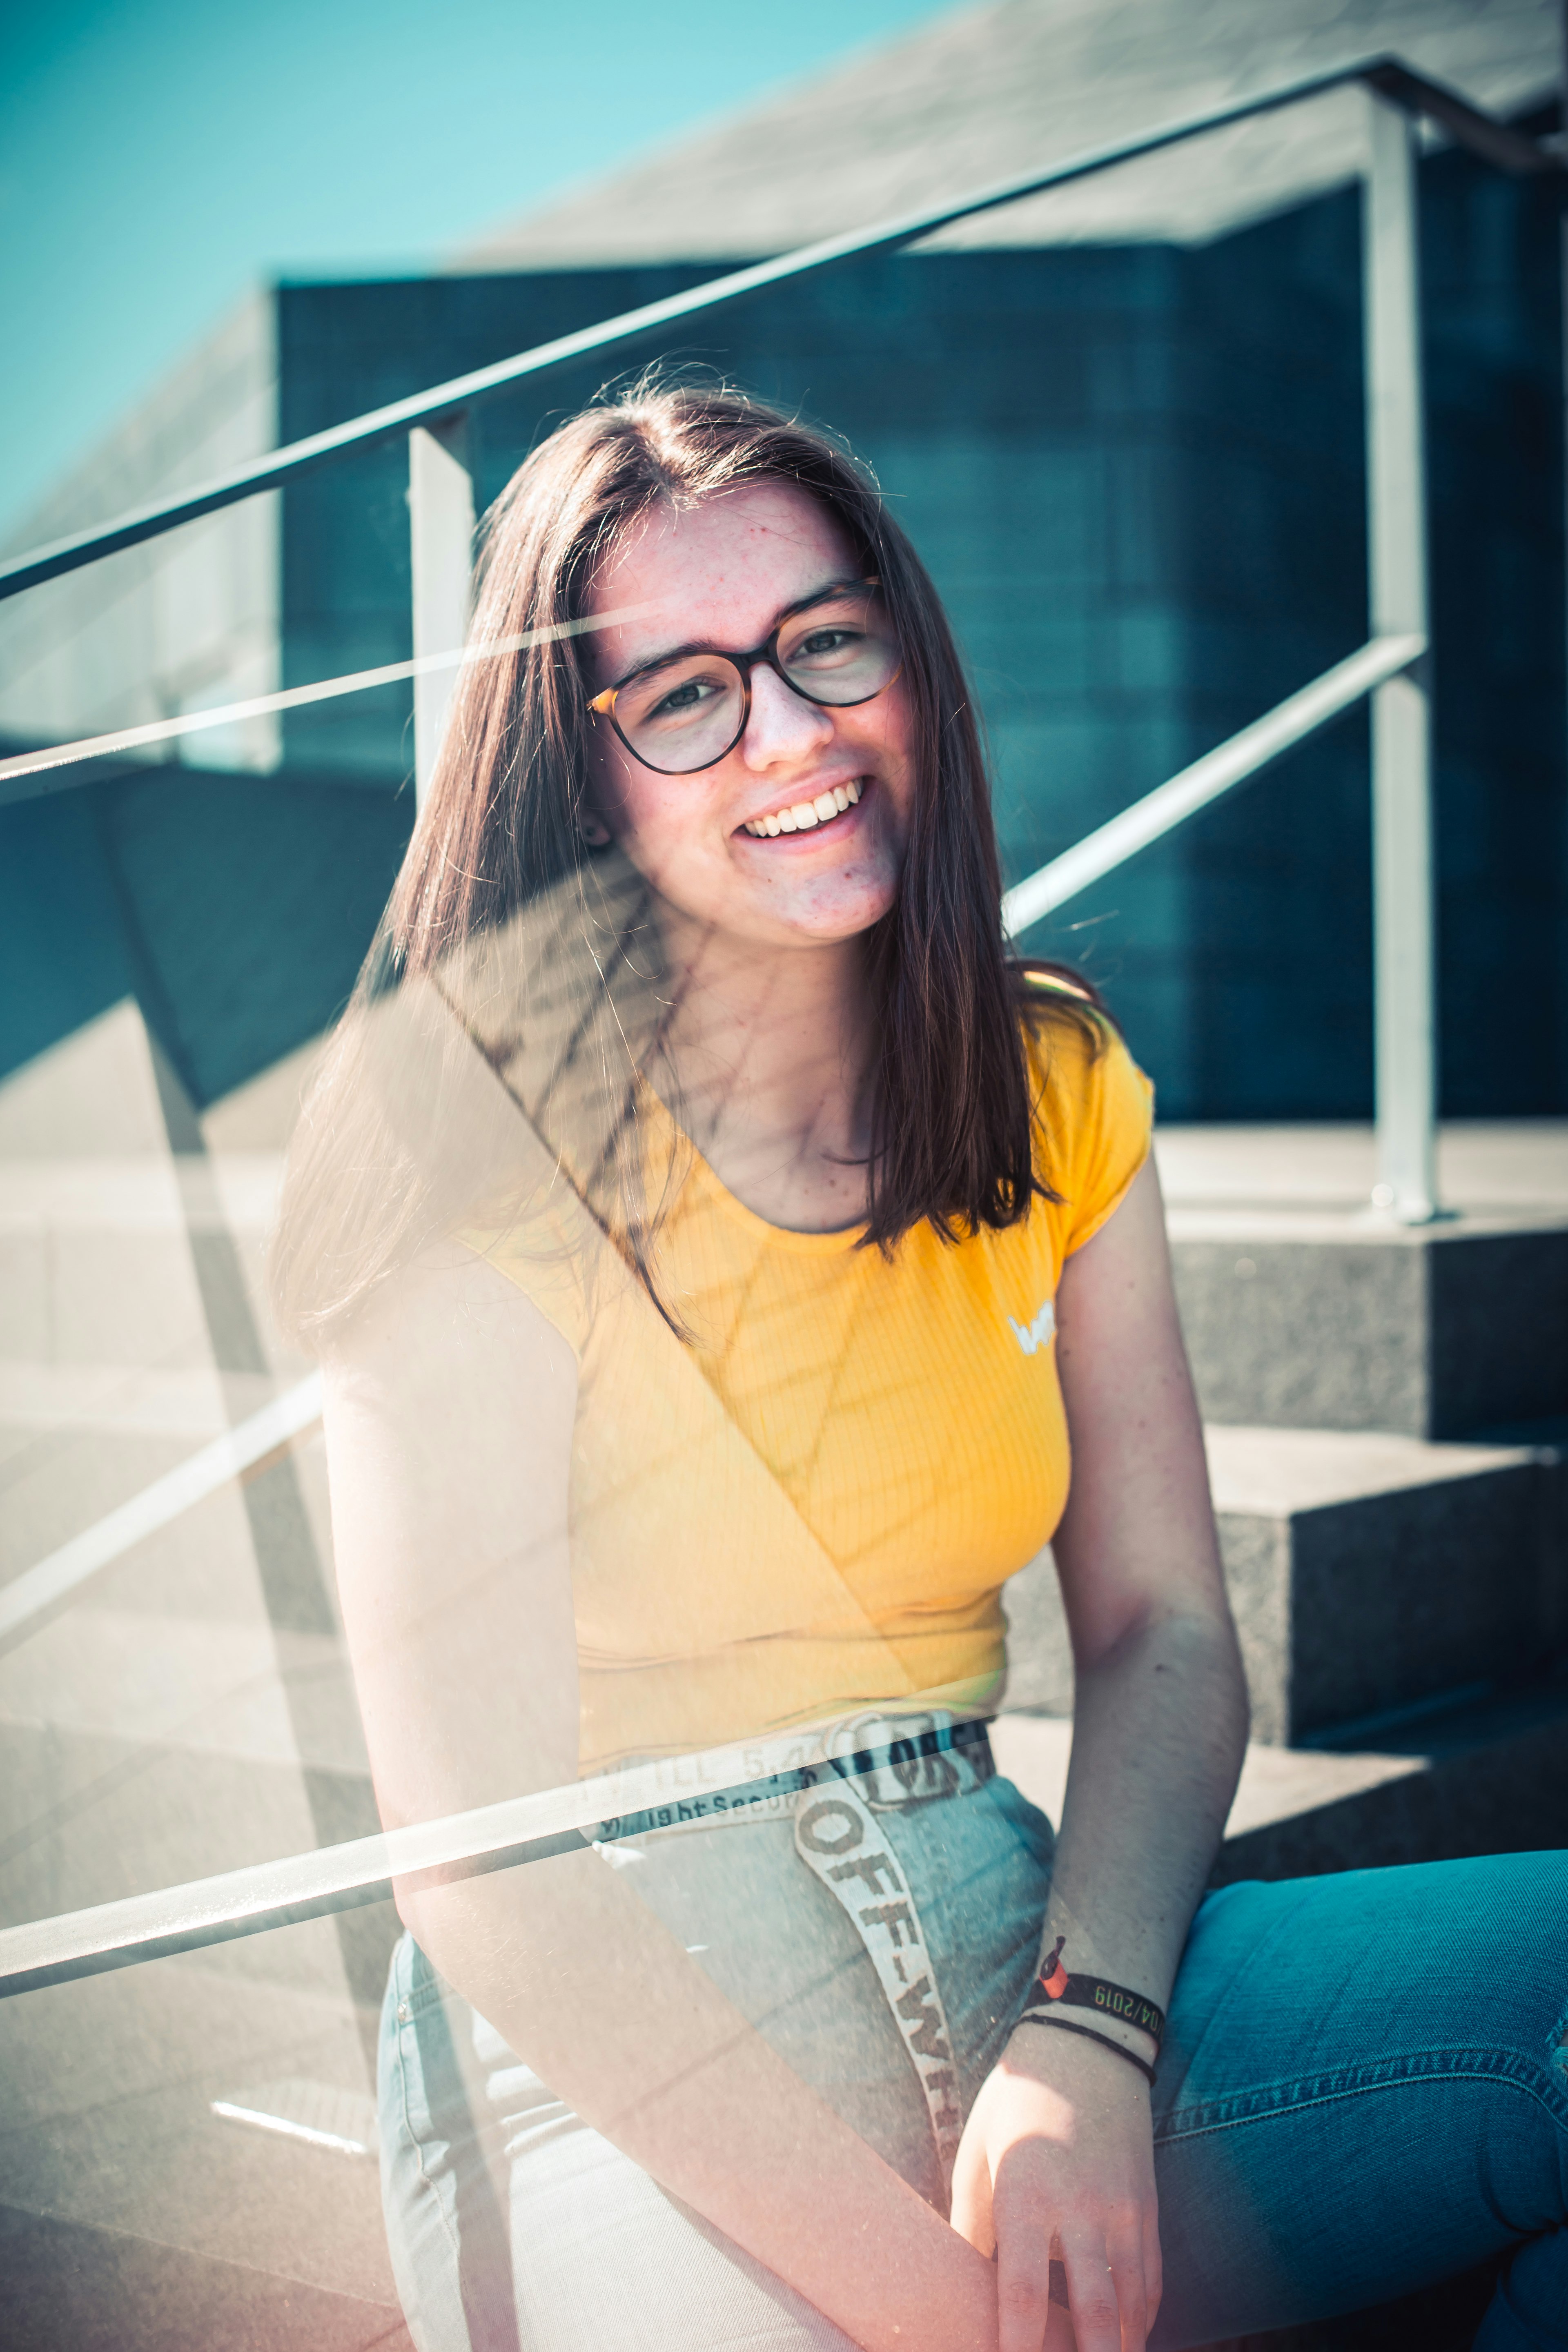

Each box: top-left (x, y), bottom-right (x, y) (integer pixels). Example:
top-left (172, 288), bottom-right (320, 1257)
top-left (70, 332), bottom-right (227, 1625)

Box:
top-left (1014, 2011), bottom-right (1158, 2088)
top-left (1023, 1936), bottom-right (1166, 2050)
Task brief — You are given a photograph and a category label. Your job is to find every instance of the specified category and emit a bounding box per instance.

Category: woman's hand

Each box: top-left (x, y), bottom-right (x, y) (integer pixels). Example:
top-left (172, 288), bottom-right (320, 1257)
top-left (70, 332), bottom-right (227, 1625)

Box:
top-left (951, 2024), bottom-right (1161, 2352)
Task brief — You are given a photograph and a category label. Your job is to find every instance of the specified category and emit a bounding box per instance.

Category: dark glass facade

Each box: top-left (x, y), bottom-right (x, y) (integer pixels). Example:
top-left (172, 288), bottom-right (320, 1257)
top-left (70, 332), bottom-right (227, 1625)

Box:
top-left (4, 129), bottom-right (1562, 1117)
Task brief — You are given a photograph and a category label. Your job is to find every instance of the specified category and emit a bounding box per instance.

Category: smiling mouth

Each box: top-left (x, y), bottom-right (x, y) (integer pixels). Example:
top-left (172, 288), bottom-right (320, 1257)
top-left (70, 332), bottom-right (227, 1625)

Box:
top-left (740, 779), bottom-right (863, 838)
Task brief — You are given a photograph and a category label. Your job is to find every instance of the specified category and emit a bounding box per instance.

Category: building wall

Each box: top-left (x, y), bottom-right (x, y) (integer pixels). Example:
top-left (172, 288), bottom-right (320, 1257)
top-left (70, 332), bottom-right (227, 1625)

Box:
top-left (272, 251), bottom-right (1222, 1098)
top-left (267, 132), bottom-right (1565, 1118)
top-left (1172, 133), bottom-right (1567, 1118)
top-left (273, 264), bottom-right (735, 778)
top-left (2, 135), bottom-right (1561, 1116)
top-left (1420, 122), bottom-right (1568, 1115)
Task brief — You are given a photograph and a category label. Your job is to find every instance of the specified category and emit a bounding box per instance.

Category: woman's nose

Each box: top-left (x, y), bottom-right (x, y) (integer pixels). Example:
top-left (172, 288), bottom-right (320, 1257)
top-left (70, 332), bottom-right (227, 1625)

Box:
top-left (740, 662), bottom-right (835, 768)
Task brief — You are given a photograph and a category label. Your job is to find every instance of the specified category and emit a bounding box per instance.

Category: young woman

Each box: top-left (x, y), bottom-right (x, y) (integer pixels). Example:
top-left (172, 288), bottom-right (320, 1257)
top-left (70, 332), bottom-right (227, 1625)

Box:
top-left (276, 385), bottom-right (1567, 2352)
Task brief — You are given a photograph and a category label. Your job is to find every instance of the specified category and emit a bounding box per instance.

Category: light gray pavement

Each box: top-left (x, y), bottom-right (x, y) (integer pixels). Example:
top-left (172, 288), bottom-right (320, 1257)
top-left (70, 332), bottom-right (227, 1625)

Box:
top-left (1, 1008), bottom-right (394, 2343)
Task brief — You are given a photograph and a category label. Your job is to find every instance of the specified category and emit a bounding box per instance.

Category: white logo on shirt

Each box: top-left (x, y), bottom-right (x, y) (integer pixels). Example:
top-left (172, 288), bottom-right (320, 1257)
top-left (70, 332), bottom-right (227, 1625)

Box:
top-left (1008, 1297), bottom-right (1056, 1356)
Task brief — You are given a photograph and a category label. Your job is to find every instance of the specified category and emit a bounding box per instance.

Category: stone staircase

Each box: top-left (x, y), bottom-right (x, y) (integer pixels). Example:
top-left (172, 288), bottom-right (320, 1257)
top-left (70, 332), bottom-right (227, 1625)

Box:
top-left (1002, 1118), bottom-right (1568, 1886)
top-left (1, 1010), bottom-right (1564, 2350)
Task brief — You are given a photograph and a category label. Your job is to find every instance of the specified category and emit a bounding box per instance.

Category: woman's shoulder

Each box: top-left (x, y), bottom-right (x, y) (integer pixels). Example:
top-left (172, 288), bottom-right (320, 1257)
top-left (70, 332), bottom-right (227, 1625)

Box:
top-left (1015, 970), bottom-right (1154, 1258)
top-left (454, 1181), bottom-right (615, 1363)
top-left (1015, 966), bottom-right (1137, 1100)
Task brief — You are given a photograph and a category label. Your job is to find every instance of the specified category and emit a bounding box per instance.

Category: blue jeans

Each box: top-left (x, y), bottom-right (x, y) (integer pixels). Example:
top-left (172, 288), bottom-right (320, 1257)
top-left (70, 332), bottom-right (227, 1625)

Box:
top-left (379, 1770), bottom-right (1568, 2350)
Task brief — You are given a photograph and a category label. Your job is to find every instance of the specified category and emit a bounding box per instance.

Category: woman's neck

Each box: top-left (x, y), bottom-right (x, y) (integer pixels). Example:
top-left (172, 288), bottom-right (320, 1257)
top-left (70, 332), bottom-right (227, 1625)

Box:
top-left (657, 915), bottom-right (878, 1234)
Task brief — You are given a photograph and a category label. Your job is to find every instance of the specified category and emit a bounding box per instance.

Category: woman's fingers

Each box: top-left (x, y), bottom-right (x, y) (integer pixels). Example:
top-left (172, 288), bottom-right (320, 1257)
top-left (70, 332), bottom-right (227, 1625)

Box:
top-left (995, 2215), bottom-right (1155, 2352)
top-left (948, 2124), bottom-right (997, 2257)
top-left (1057, 2231), bottom-right (1126, 2352)
top-left (993, 2217), bottom-right (1062, 2352)
top-left (1107, 2223), bottom-right (1150, 2351)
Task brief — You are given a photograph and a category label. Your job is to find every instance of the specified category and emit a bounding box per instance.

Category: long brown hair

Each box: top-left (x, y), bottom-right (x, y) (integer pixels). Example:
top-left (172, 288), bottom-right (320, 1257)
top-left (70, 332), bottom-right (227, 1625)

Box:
top-left (272, 379), bottom-right (1103, 1344)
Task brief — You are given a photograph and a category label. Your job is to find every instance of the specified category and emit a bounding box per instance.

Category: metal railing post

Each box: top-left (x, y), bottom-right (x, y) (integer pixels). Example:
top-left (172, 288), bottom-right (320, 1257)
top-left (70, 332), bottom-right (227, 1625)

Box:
top-left (409, 415), bottom-right (474, 808)
top-left (1363, 91), bottom-right (1440, 1222)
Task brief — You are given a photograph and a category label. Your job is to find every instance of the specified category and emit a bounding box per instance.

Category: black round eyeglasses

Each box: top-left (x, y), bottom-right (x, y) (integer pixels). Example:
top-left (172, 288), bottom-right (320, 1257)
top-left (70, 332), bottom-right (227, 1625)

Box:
top-left (587, 579), bottom-right (901, 777)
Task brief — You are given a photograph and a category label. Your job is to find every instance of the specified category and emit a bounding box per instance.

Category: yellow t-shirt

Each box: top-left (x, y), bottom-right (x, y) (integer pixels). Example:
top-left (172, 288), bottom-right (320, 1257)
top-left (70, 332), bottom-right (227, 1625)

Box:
top-left (462, 1005), bottom-right (1152, 1773)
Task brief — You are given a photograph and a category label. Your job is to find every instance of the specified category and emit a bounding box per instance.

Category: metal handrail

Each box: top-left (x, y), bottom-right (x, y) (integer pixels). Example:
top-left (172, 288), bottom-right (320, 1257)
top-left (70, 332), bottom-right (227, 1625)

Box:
top-left (0, 1374), bottom-right (323, 1650)
top-left (0, 56), bottom-right (1555, 604)
top-left (0, 1720), bottom-right (988, 1999)
top-left (0, 624), bottom-right (1421, 816)
top-left (0, 611), bottom-right (636, 802)
top-left (1001, 634), bottom-right (1425, 935)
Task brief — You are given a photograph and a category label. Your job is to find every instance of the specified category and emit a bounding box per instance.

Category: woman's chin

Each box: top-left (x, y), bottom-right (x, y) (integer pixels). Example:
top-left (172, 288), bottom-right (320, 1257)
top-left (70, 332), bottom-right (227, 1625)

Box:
top-left (742, 869), bottom-right (901, 947)
top-left (641, 853), bottom-right (900, 952)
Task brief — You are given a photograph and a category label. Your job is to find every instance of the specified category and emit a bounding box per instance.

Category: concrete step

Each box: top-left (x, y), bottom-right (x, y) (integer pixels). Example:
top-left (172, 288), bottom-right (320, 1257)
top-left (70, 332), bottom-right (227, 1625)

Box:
top-left (991, 1711), bottom-right (1426, 1854)
top-left (1209, 1424), bottom-right (1565, 1743)
top-left (1166, 1209), bottom-right (1568, 1441)
top-left (1154, 1121), bottom-right (1568, 1441)
top-left (993, 1668), bottom-right (1568, 1886)
top-left (1209, 1672), bottom-right (1568, 1884)
top-left (1153, 1123), bottom-right (1568, 1218)
top-left (0, 1153), bottom-right (281, 1379)
top-left (1003, 1423), bottom-right (1566, 1744)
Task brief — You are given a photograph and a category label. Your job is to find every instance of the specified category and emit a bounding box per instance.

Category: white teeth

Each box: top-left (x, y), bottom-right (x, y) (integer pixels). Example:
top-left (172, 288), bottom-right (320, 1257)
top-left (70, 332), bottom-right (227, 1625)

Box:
top-left (742, 780), bottom-right (866, 837)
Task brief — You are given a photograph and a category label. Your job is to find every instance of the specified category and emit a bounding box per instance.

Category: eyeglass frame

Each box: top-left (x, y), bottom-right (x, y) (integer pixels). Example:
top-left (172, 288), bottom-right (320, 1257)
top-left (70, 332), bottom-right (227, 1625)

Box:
top-left (586, 576), bottom-right (900, 777)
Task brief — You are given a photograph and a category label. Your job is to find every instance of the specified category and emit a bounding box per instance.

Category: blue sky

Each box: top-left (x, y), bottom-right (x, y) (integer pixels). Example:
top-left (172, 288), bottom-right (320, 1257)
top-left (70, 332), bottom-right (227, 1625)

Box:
top-left (0, 0), bottom-right (957, 542)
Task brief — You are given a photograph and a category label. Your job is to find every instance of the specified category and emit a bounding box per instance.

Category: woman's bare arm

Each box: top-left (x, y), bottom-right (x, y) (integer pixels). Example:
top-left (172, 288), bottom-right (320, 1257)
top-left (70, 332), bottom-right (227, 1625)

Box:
top-left (951, 1157), bottom-right (1250, 2352)
top-left (324, 1245), bottom-right (1000, 2352)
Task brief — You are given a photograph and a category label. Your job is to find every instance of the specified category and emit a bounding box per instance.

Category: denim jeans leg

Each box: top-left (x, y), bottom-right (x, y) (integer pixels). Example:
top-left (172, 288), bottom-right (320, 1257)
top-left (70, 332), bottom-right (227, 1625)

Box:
top-left (1475, 2220), bottom-right (1568, 2352)
top-left (378, 1933), bottom-right (520, 2352)
top-left (1147, 1852), bottom-right (1568, 2350)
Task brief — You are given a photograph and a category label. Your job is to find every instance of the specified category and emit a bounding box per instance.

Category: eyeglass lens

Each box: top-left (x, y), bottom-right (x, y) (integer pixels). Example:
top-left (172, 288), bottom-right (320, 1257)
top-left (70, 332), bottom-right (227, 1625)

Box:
top-left (610, 587), bottom-right (899, 775)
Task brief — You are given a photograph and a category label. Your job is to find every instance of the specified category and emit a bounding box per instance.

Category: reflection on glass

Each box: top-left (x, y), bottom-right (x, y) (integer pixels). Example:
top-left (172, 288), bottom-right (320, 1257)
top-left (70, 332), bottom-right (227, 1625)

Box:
top-left (6, 384), bottom-right (1564, 2352)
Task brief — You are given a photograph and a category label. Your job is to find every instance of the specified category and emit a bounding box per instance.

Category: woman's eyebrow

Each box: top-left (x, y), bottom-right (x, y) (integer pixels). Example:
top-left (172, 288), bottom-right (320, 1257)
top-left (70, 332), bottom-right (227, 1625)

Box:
top-left (607, 577), bottom-right (866, 692)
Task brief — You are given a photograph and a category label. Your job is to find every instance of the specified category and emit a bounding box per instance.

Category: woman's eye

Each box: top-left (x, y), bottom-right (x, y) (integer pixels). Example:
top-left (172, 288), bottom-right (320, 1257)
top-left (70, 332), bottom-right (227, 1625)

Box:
top-left (648, 676), bottom-right (719, 721)
top-left (793, 627), bottom-right (859, 661)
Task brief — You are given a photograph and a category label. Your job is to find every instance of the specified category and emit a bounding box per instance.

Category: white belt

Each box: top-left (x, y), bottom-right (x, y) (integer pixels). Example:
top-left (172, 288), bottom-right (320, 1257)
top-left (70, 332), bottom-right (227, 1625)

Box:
top-left (595, 1709), bottom-right (994, 1839)
top-left (598, 1710), bottom-right (994, 2188)
top-left (795, 1713), bottom-right (993, 2184)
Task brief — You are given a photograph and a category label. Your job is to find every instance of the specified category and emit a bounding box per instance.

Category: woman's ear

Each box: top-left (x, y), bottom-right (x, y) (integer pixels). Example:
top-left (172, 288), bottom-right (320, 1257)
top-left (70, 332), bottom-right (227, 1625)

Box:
top-left (577, 813), bottom-right (612, 850)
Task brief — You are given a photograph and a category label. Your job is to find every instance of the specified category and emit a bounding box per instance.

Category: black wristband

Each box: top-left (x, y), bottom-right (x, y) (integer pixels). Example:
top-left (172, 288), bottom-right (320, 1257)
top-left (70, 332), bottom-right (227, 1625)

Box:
top-left (1021, 1936), bottom-right (1165, 2048)
top-left (1013, 2011), bottom-right (1158, 2089)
